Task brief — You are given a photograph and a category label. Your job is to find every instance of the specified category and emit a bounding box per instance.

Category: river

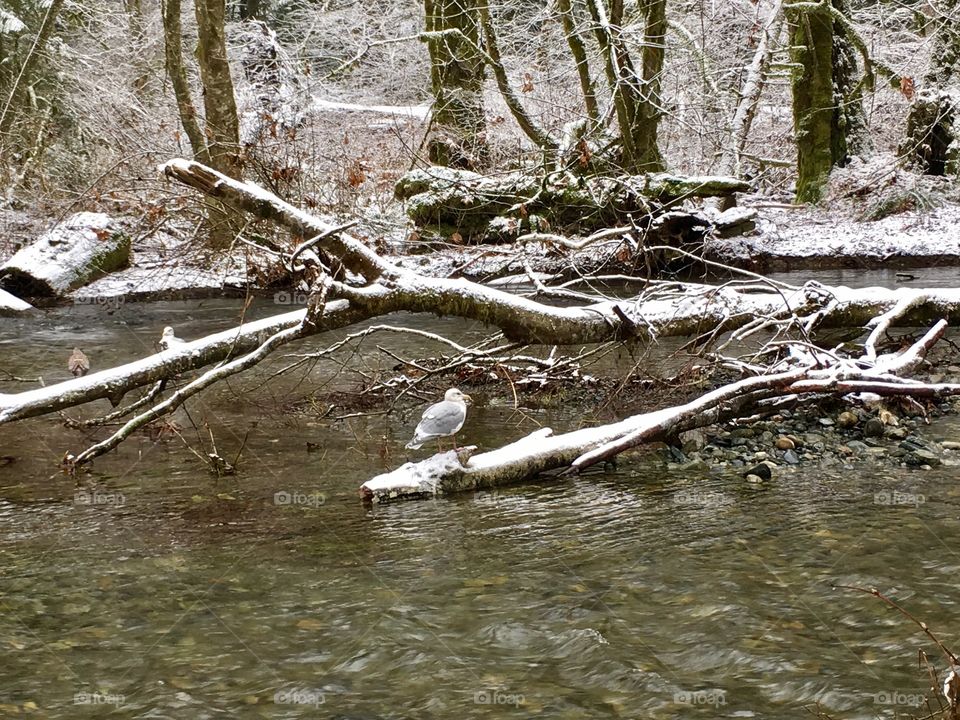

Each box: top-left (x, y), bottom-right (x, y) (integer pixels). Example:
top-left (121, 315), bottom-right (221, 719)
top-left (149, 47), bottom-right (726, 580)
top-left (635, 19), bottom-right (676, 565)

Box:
top-left (0, 274), bottom-right (957, 718)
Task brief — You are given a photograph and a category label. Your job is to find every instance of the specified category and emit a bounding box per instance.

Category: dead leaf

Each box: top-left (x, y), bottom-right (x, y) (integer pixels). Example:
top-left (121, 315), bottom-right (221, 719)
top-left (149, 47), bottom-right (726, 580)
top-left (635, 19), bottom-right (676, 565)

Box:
top-left (900, 76), bottom-right (915, 100)
top-left (521, 72), bottom-right (534, 93)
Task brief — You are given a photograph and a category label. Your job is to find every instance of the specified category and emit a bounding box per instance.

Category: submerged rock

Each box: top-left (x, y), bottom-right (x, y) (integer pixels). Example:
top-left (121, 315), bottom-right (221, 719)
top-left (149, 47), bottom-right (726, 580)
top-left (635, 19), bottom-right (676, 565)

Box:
top-left (744, 463), bottom-right (772, 481)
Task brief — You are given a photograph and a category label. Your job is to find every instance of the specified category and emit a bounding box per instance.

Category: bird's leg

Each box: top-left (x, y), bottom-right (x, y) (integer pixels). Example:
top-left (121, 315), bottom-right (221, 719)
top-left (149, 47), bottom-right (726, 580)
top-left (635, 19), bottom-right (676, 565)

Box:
top-left (452, 434), bottom-right (459, 451)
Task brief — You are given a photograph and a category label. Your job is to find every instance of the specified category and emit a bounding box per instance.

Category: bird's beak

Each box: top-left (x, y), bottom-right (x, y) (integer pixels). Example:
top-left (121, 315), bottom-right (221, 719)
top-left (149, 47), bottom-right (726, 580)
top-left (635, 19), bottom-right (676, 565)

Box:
top-left (463, 394), bottom-right (473, 405)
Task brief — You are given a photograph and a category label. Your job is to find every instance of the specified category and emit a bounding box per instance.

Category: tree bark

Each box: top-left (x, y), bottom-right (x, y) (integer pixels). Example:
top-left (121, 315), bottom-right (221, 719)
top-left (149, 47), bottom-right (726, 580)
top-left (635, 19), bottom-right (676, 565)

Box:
top-left (194, 0), bottom-right (242, 180)
top-left (789, 4), bottom-right (835, 203)
top-left (587, 0), bottom-right (666, 173)
top-left (423, 0), bottom-right (488, 168)
top-left (788, 0), bottom-right (870, 202)
top-left (162, 0), bottom-right (209, 163)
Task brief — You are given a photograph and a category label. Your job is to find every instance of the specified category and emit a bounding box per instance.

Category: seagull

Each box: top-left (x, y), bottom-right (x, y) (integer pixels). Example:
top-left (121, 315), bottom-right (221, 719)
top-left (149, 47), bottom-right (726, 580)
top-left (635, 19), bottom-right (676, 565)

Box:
top-left (159, 326), bottom-right (187, 351)
top-left (944, 666), bottom-right (959, 710)
top-left (406, 388), bottom-right (472, 452)
top-left (67, 348), bottom-right (90, 377)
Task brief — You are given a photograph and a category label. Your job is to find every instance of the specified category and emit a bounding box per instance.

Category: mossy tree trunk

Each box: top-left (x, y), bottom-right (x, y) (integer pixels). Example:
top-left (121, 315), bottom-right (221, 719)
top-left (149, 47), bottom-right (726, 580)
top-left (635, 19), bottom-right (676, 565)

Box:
top-left (830, 0), bottom-right (870, 158)
top-left (788, 0), bottom-right (867, 203)
top-left (423, 0), bottom-right (488, 169)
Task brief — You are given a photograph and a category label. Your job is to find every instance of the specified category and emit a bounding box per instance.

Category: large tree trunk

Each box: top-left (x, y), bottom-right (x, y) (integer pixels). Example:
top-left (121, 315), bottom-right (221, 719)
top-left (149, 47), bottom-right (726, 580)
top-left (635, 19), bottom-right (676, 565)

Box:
top-left (195, 0), bottom-right (242, 181)
top-left (789, 4), bottom-right (835, 203)
top-left (788, 0), bottom-right (868, 202)
top-left (423, 0), bottom-right (488, 168)
top-left (162, 0), bottom-right (244, 247)
top-left (588, 0), bottom-right (666, 173)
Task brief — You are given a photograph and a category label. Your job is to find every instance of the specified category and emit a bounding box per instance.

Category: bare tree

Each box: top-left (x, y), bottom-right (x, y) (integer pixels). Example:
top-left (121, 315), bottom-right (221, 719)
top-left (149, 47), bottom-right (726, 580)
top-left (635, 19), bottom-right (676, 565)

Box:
top-left (161, 0), bottom-right (243, 245)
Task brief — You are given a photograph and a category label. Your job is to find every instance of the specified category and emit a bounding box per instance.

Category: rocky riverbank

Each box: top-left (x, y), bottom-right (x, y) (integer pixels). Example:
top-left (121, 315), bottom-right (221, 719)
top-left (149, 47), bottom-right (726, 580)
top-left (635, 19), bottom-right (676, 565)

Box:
top-left (667, 399), bottom-right (960, 481)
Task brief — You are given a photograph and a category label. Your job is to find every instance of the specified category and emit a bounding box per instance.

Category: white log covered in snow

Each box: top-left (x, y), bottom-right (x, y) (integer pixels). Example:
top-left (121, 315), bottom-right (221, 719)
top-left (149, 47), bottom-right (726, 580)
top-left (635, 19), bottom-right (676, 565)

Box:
top-left (0, 212), bottom-right (130, 297)
top-left (0, 287), bottom-right (34, 315)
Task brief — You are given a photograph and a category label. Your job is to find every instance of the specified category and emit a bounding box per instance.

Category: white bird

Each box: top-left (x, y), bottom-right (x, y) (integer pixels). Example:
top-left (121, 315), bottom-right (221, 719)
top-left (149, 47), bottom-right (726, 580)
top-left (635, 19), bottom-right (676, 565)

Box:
top-left (159, 326), bottom-right (187, 351)
top-left (406, 388), bottom-right (472, 451)
top-left (944, 666), bottom-right (959, 710)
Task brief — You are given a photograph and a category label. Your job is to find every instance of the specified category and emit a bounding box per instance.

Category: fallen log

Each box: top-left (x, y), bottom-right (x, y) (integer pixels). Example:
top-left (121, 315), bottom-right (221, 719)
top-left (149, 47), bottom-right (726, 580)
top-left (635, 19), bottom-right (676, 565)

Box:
top-left (361, 322), bottom-right (958, 503)
top-left (0, 287), bottom-right (34, 316)
top-left (0, 212), bottom-right (130, 297)
top-left (394, 167), bottom-right (751, 241)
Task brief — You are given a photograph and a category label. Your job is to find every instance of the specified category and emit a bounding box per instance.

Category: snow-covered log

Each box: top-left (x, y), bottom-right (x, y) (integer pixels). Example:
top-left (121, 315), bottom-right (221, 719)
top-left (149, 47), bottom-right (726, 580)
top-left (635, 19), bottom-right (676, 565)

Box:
top-left (361, 323), bottom-right (960, 502)
top-left (0, 287), bottom-right (34, 315)
top-left (394, 167), bottom-right (751, 240)
top-left (0, 212), bottom-right (130, 297)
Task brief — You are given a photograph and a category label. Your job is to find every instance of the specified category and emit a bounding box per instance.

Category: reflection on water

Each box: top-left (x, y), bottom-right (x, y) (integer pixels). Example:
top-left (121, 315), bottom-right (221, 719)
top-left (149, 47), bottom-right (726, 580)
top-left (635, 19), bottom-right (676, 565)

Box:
top-left (0, 300), bottom-right (959, 718)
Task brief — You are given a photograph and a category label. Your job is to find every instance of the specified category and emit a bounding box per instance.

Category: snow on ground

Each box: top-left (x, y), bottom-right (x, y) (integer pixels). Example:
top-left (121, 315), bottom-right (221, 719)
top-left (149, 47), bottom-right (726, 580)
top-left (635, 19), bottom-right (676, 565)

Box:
top-left (714, 202), bottom-right (960, 268)
top-left (312, 99), bottom-right (430, 120)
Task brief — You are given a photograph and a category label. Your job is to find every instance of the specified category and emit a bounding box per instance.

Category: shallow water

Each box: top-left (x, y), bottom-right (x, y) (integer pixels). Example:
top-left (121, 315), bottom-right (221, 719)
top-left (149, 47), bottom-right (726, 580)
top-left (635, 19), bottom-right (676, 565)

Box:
top-left (1, 297), bottom-right (959, 718)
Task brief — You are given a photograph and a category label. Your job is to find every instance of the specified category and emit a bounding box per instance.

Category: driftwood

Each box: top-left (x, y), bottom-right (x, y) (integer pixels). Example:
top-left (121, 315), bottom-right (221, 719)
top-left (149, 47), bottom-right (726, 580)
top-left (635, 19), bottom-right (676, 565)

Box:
top-left (394, 166), bottom-right (751, 241)
top-left (361, 321), bottom-right (956, 503)
top-left (0, 212), bottom-right (130, 298)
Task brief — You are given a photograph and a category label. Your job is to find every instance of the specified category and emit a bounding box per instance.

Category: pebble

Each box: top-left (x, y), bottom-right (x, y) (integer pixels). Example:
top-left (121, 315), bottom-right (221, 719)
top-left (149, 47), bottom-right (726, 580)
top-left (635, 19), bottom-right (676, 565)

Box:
top-left (863, 418), bottom-right (885, 438)
top-left (818, 417), bottom-right (835, 427)
top-left (912, 449), bottom-right (942, 467)
top-left (942, 441), bottom-right (960, 450)
top-left (745, 463), bottom-right (772, 481)
top-left (782, 449), bottom-right (800, 465)
top-left (775, 436), bottom-right (795, 450)
top-left (837, 411), bottom-right (859, 428)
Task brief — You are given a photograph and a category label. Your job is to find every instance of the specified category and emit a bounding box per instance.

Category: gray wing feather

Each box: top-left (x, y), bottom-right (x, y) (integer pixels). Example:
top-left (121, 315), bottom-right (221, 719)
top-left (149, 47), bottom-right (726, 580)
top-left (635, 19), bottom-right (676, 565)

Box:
top-left (418, 401), bottom-right (466, 435)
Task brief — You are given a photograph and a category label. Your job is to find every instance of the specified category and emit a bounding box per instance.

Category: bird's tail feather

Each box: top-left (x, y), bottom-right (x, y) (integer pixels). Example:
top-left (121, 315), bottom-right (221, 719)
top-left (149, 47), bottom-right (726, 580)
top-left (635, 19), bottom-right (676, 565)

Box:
top-left (405, 440), bottom-right (422, 450)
